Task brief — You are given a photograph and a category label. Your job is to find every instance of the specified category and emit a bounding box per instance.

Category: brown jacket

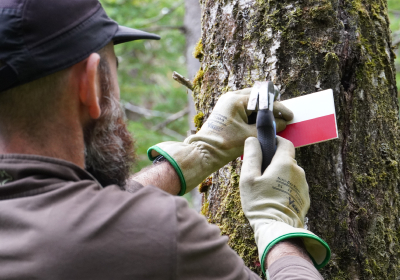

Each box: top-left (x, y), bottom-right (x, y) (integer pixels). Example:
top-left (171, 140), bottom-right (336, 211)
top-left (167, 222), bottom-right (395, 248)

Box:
top-left (0, 155), bottom-right (321, 279)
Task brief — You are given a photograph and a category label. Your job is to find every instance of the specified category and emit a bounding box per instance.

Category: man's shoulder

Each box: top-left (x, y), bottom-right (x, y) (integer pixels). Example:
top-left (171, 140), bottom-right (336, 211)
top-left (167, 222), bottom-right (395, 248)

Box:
top-left (68, 183), bottom-right (183, 275)
top-left (0, 158), bottom-right (189, 278)
top-left (64, 180), bottom-right (180, 228)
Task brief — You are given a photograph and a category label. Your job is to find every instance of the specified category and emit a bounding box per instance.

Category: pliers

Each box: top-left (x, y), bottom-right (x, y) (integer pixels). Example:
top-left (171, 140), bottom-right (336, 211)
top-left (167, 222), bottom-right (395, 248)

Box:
top-left (247, 81), bottom-right (281, 172)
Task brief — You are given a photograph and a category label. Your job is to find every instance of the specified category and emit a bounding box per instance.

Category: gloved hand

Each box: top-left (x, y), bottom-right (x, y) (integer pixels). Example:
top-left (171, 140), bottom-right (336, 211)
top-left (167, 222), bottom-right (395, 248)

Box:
top-left (147, 88), bottom-right (293, 195)
top-left (239, 136), bottom-right (330, 274)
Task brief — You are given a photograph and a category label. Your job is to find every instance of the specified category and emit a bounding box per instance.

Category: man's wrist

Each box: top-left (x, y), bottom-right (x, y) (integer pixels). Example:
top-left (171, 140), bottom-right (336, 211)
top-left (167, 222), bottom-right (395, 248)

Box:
top-left (265, 238), bottom-right (312, 269)
top-left (147, 145), bottom-right (187, 195)
top-left (128, 161), bottom-right (181, 195)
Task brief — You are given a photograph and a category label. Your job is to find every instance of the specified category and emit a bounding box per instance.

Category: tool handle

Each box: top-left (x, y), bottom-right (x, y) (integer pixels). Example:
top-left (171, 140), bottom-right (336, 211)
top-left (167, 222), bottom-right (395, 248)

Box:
top-left (256, 110), bottom-right (276, 173)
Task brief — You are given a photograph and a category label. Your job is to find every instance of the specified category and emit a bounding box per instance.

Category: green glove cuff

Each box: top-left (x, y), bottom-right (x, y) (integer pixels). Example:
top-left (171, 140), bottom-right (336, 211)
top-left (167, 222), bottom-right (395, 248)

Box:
top-left (147, 146), bottom-right (187, 196)
top-left (260, 232), bottom-right (331, 275)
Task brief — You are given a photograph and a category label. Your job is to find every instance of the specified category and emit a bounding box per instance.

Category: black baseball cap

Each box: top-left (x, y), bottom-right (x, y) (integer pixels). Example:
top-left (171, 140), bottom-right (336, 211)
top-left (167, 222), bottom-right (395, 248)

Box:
top-left (0, 0), bottom-right (160, 92)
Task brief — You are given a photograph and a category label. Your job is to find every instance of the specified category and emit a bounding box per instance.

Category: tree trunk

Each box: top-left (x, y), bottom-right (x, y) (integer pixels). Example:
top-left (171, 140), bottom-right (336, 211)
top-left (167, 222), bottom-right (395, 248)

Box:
top-left (194, 0), bottom-right (400, 278)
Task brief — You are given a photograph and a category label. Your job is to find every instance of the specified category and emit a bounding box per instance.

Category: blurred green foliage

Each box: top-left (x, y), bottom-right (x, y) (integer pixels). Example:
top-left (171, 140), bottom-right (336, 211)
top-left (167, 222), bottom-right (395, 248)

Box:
top-left (100, 0), bottom-right (189, 172)
top-left (388, 0), bottom-right (400, 92)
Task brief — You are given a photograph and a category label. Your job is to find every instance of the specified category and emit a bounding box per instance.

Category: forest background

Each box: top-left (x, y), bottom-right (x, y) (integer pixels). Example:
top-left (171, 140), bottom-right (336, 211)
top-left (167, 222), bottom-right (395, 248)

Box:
top-left (100, 0), bottom-right (400, 205)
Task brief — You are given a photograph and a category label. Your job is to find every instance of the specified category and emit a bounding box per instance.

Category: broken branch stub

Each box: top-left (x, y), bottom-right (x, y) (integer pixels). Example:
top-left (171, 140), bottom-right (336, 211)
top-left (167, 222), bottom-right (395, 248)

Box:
top-left (172, 71), bottom-right (194, 91)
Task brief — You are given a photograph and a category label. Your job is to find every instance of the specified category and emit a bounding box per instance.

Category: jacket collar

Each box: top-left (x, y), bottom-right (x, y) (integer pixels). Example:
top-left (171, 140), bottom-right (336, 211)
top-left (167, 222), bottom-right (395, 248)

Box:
top-left (0, 154), bottom-right (99, 200)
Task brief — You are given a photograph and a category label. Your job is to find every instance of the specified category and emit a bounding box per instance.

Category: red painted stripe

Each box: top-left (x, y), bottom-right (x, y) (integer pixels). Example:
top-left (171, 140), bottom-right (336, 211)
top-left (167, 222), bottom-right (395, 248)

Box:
top-left (277, 114), bottom-right (337, 148)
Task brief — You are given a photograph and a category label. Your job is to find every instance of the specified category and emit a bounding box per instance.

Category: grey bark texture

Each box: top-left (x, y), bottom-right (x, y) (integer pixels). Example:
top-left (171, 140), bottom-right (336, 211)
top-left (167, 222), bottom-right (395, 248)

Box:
top-left (193, 0), bottom-right (400, 279)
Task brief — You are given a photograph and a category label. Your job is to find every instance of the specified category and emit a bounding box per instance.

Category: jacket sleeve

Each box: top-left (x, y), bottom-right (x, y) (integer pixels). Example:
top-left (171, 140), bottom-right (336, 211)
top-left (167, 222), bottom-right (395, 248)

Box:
top-left (174, 197), bottom-right (261, 280)
top-left (267, 256), bottom-right (324, 280)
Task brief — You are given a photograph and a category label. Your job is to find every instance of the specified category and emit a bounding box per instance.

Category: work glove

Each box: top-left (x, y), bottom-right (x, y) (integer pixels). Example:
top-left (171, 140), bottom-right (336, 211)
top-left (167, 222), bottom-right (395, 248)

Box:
top-left (240, 136), bottom-right (330, 274)
top-left (147, 88), bottom-right (293, 195)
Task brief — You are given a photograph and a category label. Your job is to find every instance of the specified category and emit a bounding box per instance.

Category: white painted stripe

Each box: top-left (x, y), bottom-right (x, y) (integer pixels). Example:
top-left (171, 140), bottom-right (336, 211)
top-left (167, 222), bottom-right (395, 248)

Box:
top-left (280, 89), bottom-right (335, 124)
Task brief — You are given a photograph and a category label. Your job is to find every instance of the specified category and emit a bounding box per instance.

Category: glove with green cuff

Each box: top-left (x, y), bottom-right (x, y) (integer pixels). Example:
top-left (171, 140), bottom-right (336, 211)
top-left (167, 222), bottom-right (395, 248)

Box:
top-left (148, 88), bottom-right (293, 195)
top-left (239, 136), bottom-right (330, 274)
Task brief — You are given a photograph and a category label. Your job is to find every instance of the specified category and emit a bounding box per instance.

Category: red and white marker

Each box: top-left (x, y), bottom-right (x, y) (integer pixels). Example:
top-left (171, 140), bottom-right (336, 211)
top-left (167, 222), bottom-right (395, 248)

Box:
top-left (277, 89), bottom-right (338, 148)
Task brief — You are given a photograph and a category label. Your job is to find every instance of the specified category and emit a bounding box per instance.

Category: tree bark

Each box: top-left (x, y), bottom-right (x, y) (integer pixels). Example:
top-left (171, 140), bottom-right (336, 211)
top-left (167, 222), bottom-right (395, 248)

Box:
top-left (194, 0), bottom-right (400, 278)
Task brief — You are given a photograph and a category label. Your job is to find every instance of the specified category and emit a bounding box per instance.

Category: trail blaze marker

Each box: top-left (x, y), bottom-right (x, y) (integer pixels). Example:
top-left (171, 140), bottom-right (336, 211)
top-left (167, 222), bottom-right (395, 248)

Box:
top-left (278, 89), bottom-right (338, 148)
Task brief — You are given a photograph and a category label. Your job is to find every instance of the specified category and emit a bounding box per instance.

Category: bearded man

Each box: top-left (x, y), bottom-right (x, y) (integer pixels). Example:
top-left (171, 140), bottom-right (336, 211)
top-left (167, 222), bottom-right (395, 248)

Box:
top-left (0, 0), bottom-right (330, 279)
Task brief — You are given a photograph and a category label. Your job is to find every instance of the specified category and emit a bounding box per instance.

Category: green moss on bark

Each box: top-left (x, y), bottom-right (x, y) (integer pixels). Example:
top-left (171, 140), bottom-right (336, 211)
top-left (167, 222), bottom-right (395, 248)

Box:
top-left (192, 68), bottom-right (204, 91)
top-left (193, 111), bottom-right (204, 130)
top-left (193, 39), bottom-right (204, 61)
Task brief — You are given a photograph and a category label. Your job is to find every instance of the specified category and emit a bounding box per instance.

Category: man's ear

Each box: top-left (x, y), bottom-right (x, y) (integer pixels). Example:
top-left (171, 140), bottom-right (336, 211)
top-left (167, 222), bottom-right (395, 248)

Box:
top-left (78, 53), bottom-right (101, 120)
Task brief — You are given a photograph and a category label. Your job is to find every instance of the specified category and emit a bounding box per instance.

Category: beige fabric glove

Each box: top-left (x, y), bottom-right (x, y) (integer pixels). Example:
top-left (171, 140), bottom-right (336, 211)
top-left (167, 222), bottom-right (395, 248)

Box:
top-left (240, 136), bottom-right (330, 274)
top-left (147, 88), bottom-right (293, 195)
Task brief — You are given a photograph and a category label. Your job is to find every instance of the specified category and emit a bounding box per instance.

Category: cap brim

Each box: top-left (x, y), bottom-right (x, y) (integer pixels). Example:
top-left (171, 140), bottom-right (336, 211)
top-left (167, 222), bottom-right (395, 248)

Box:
top-left (113, 25), bottom-right (161, 45)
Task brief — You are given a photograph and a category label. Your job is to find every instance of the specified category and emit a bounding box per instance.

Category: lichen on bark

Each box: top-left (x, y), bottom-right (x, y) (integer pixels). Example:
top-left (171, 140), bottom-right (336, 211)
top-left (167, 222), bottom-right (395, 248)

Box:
top-left (195, 0), bottom-right (400, 278)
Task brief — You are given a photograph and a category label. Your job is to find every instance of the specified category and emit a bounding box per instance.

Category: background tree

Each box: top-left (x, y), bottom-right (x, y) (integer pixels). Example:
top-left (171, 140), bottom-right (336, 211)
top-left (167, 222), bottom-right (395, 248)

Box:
top-left (184, 0), bottom-right (203, 211)
top-left (184, 0), bottom-right (202, 130)
top-left (100, 0), bottom-right (189, 172)
top-left (194, 0), bottom-right (400, 279)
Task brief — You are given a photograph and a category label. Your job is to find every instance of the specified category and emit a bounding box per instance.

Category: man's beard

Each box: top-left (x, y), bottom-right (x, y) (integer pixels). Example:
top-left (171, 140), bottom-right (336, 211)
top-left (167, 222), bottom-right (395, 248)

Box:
top-left (83, 58), bottom-right (136, 188)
